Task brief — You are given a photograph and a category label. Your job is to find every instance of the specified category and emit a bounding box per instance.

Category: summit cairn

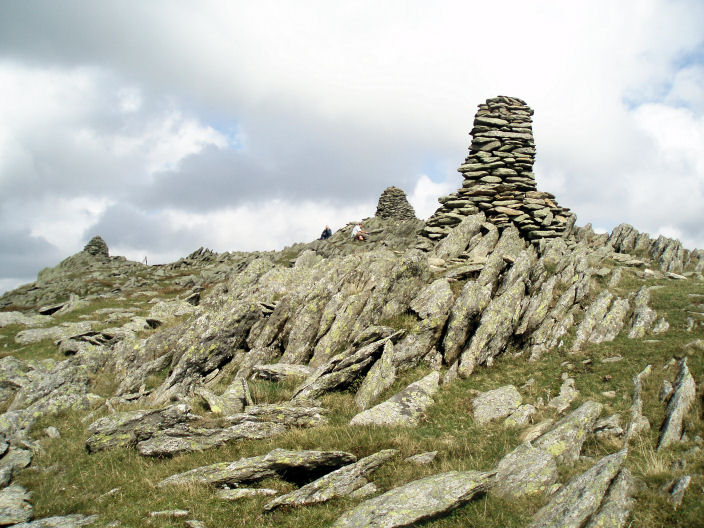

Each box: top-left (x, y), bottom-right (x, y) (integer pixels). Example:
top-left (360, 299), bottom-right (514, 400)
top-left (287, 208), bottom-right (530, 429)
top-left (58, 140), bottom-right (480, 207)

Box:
top-left (83, 235), bottom-right (109, 258)
top-left (423, 96), bottom-right (573, 242)
top-left (375, 186), bottom-right (417, 220)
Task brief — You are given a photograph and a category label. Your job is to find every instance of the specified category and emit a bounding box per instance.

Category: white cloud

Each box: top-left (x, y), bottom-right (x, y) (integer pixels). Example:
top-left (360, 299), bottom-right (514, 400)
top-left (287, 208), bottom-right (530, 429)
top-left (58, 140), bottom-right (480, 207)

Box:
top-left (408, 174), bottom-right (459, 220)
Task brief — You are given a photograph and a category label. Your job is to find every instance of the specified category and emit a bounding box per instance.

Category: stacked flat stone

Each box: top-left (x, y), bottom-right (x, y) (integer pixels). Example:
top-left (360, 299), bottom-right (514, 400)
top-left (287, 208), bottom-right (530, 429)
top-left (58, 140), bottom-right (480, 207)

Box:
top-left (375, 186), bottom-right (417, 220)
top-left (423, 96), bottom-right (572, 242)
top-left (83, 236), bottom-right (109, 258)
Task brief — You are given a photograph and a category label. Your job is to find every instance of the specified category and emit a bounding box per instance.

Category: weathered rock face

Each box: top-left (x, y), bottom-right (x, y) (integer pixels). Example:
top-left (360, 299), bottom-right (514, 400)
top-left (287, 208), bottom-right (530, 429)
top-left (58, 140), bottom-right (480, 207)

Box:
top-left (472, 385), bottom-right (522, 425)
top-left (423, 96), bottom-right (572, 243)
top-left (332, 470), bottom-right (495, 528)
top-left (492, 443), bottom-right (558, 498)
top-left (534, 401), bottom-right (602, 464)
top-left (658, 358), bottom-right (696, 450)
top-left (349, 371), bottom-right (439, 427)
top-left (375, 186), bottom-right (417, 220)
top-left (528, 450), bottom-right (627, 528)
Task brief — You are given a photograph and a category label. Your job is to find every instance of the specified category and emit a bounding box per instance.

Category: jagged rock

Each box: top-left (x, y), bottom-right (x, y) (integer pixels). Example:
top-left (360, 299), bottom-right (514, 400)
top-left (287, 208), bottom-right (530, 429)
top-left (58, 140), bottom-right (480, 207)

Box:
top-left (534, 401), bottom-right (602, 463)
top-left (625, 365), bottom-right (651, 442)
top-left (354, 341), bottom-right (396, 410)
top-left (195, 378), bottom-right (252, 415)
top-left (158, 448), bottom-right (356, 488)
top-left (528, 449), bottom-right (627, 528)
top-left (216, 488), bottom-right (278, 501)
top-left (251, 364), bottom-right (314, 381)
top-left (375, 187), bottom-right (416, 220)
top-left (350, 371), bottom-right (439, 427)
top-left (658, 358), bottom-right (696, 450)
top-left (404, 451), bottom-right (438, 464)
top-left (662, 475), bottom-right (691, 509)
top-left (0, 484), bottom-right (33, 525)
top-left (348, 482), bottom-right (378, 499)
top-left (332, 470), bottom-right (494, 528)
top-left (572, 291), bottom-right (613, 351)
top-left (548, 377), bottom-right (578, 413)
top-left (433, 214), bottom-right (484, 260)
top-left (505, 404), bottom-right (536, 427)
top-left (226, 403), bottom-right (328, 428)
top-left (628, 287), bottom-right (657, 338)
top-left (85, 404), bottom-right (196, 452)
top-left (458, 278), bottom-right (526, 377)
top-left (136, 421), bottom-right (285, 456)
top-left (148, 299), bottom-right (196, 321)
top-left (263, 449), bottom-right (397, 511)
top-left (0, 448), bottom-right (32, 478)
top-left (292, 335), bottom-right (400, 402)
top-left (472, 385), bottom-right (522, 425)
top-left (492, 443), bottom-right (558, 498)
top-left (12, 514), bottom-right (100, 527)
top-left (584, 468), bottom-right (636, 528)
top-left (442, 281), bottom-right (493, 365)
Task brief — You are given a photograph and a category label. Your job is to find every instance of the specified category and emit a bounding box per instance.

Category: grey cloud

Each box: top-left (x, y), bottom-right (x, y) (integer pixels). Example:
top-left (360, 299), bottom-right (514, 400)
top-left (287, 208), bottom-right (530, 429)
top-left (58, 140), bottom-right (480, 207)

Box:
top-left (0, 228), bottom-right (63, 280)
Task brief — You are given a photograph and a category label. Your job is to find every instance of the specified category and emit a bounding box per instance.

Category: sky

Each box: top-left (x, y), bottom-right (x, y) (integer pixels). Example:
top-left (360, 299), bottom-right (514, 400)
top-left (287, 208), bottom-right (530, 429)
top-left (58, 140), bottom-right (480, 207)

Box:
top-left (1, 1), bottom-right (703, 294)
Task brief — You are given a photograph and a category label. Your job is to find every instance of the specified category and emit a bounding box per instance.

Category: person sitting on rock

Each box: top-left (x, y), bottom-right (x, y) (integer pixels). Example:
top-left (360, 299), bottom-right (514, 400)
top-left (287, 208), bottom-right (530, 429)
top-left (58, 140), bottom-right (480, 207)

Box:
top-left (351, 223), bottom-right (369, 241)
top-left (319, 225), bottom-right (332, 240)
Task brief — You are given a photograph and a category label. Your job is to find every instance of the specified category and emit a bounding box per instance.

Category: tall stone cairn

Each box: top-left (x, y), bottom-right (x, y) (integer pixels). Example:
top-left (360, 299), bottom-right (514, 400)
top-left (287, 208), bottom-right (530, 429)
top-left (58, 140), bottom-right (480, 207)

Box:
top-left (423, 96), bottom-right (573, 242)
top-left (83, 235), bottom-right (109, 258)
top-left (375, 186), bottom-right (417, 220)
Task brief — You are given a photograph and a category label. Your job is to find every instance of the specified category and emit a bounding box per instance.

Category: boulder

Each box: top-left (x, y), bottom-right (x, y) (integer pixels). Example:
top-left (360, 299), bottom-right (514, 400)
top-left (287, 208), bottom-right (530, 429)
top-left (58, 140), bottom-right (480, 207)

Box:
top-left (0, 484), bottom-right (33, 525)
top-left (354, 341), bottom-right (396, 410)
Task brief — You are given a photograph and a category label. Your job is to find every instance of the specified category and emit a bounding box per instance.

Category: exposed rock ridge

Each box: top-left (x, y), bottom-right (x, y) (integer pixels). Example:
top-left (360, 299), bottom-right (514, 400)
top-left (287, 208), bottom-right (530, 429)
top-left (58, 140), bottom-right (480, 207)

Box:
top-left (423, 96), bottom-right (573, 243)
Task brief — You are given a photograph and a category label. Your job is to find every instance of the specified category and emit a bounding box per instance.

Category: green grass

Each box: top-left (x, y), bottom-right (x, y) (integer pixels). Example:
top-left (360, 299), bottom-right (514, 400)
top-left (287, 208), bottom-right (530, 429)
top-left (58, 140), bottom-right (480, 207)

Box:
top-left (6, 269), bottom-right (704, 527)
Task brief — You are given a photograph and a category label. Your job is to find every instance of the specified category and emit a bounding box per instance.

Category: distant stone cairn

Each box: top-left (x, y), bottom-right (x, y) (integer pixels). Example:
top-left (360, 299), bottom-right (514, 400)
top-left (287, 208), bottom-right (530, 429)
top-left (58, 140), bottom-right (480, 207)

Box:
top-left (375, 186), bottom-right (417, 220)
top-left (423, 96), bottom-right (573, 242)
top-left (83, 235), bottom-right (109, 258)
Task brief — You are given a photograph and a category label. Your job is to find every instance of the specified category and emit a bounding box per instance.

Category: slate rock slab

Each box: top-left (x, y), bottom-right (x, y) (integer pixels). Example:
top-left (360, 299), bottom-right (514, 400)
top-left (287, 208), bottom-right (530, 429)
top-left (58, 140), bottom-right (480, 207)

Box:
top-left (534, 400), bottom-right (602, 464)
top-left (85, 404), bottom-right (196, 452)
top-left (136, 421), bottom-right (286, 457)
top-left (0, 484), bottom-right (33, 525)
top-left (492, 443), bottom-right (558, 498)
top-left (332, 470), bottom-right (494, 528)
top-left (349, 372), bottom-right (439, 427)
top-left (584, 468), bottom-right (636, 528)
top-left (158, 448), bottom-right (356, 488)
top-left (472, 385), bottom-right (522, 425)
top-left (658, 358), bottom-right (696, 450)
top-left (225, 403), bottom-right (328, 428)
top-left (263, 449), bottom-right (398, 511)
top-left (529, 449), bottom-right (627, 528)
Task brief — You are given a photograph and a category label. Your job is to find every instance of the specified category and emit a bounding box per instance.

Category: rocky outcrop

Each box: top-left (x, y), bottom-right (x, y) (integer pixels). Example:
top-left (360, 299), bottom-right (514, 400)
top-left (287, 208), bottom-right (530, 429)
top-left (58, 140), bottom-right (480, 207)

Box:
top-left (332, 470), bottom-right (494, 528)
top-left (534, 401), bottom-right (602, 464)
top-left (472, 385), bottom-right (522, 425)
top-left (492, 443), bottom-right (558, 498)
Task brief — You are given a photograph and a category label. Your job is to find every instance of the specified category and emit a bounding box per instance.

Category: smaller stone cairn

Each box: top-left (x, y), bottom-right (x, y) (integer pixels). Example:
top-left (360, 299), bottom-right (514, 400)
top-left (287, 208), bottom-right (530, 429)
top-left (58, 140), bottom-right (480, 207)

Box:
top-left (375, 186), bottom-right (417, 220)
top-left (423, 96), bottom-right (572, 243)
top-left (83, 235), bottom-right (109, 258)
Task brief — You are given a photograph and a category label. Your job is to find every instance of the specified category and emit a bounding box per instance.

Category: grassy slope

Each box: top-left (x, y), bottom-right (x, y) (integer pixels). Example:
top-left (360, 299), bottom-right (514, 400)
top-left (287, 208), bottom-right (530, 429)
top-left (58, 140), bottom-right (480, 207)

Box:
top-left (4, 269), bottom-right (703, 528)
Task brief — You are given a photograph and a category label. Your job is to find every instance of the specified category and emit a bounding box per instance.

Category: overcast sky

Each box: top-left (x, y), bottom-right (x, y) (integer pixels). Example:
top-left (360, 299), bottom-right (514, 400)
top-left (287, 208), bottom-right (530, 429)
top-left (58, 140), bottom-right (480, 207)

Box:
top-left (1, 1), bottom-right (703, 293)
